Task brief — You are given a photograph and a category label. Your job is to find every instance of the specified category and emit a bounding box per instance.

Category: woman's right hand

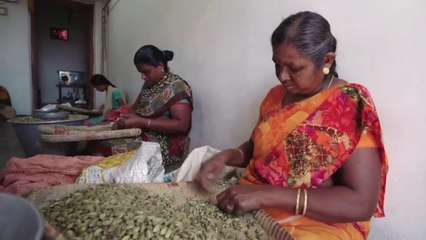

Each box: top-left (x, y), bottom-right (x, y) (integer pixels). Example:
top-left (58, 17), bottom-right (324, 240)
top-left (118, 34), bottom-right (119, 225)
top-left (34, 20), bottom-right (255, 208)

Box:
top-left (111, 114), bottom-right (131, 129)
top-left (194, 151), bottom-right (232, 191)
top-left (112, 114), bottom-right (139, 130)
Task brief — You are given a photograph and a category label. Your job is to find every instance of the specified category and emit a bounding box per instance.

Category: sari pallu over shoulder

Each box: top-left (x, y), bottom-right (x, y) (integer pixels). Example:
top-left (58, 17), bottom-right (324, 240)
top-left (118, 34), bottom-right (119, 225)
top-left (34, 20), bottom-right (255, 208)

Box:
top-left (241, 83), bottom-right (388, 239)
top-left (135, 72), bottom-right (193, 118)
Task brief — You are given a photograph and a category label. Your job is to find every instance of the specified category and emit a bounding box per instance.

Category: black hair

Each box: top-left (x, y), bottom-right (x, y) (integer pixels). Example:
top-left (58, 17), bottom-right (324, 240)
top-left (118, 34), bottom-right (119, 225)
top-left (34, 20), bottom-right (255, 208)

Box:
top-left (271, 11), bottom-right (338, 77)
top-left (91, 74), bottom-right (116, 87)
top-left (133, 45), bottom-right (174, 72)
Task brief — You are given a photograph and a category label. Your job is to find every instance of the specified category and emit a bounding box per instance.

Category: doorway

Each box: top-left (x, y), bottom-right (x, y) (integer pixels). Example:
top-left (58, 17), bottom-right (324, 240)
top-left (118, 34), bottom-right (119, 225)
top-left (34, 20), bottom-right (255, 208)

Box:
top-left (29, 0), bottom-right (94, 109)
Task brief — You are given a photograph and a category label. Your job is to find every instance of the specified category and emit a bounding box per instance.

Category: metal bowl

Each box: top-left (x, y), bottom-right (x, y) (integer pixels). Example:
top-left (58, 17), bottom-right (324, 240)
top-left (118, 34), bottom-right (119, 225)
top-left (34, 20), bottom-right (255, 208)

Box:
top-left (8, 114), bottom-right (89, 157)
top-left (0, 193), bottom-right (43, 240)
top-left (32, 108), bottom-right (57, 113)
top-left (32, 111), bottom-right (69, 120)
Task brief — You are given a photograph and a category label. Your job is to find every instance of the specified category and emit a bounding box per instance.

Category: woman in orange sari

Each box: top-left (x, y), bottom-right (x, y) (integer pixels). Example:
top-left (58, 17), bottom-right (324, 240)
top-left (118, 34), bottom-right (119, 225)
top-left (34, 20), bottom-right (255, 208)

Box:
top-left (195, 11), bottom-right (388, 240)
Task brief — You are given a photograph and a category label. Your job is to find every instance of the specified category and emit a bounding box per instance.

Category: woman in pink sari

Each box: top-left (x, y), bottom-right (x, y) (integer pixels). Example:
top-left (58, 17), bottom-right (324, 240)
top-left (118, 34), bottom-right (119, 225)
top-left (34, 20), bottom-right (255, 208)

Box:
top-left (196, 11), bottom-right (388, 239)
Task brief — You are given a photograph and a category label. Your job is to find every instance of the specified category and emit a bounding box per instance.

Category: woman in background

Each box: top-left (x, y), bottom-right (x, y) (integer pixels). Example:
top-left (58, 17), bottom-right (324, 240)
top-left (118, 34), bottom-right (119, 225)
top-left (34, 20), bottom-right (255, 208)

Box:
top-left (89, 74), bottom-right (126, 125)
top-left (107, 45), bottom-right (193, 167)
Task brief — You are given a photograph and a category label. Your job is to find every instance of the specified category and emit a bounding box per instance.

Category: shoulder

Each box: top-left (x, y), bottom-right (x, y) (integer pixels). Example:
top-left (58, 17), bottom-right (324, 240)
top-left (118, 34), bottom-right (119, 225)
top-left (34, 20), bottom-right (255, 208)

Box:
top-left (264, 85), bottom-right (284, 100)
top-left (337, 83), bottom-right (377, 108)
top-left (111, 87), bottom-right (121, 93)
top-left (269, 84), bottom-right (284, 93)
top-left (168, 72), bottom-right (192, 89)
top-left (259, 85), bottom-right (284, 113)
top-left (168, 72), bottom-right (184, 82)
top-left (339, 83), bottom-right (373, 98)
top-left (111, 88), bottom-right (121, 95)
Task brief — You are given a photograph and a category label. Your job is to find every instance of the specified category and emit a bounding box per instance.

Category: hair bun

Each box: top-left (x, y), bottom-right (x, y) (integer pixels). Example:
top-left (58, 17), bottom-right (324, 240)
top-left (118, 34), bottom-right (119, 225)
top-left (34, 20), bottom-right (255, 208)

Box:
top-left (163, 50), bottom-right (174, 62)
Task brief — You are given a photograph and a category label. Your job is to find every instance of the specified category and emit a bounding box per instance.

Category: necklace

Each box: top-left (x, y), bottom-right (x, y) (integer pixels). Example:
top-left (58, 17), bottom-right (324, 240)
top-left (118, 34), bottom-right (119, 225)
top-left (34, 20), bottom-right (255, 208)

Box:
top-left (282, 75), bottom-right (335, 107)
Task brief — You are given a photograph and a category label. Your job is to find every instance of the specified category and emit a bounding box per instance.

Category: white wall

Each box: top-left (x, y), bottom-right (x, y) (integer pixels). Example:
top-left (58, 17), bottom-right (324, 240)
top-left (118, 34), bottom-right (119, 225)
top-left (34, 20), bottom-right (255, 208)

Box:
top-left (0, 0), bottom-right (32, 114)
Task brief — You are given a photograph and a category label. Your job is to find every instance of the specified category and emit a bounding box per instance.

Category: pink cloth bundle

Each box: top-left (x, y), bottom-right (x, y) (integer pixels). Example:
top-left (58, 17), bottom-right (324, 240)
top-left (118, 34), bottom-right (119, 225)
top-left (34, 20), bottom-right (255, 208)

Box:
top-left (0, 154), bottom-right (103, 194)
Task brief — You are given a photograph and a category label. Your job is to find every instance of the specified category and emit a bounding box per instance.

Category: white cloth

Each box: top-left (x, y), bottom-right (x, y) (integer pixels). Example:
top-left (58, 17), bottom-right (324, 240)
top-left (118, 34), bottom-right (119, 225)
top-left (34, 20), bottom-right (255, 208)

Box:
top-left (175, 146), bottom-right (236, 182)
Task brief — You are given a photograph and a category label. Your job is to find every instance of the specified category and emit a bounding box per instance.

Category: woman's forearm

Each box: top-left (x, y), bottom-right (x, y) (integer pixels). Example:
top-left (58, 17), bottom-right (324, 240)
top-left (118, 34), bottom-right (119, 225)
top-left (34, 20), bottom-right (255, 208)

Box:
top-left (133, 117), bottom-right (190, 135)
top-left (262, 186), bottom-right (376, 223)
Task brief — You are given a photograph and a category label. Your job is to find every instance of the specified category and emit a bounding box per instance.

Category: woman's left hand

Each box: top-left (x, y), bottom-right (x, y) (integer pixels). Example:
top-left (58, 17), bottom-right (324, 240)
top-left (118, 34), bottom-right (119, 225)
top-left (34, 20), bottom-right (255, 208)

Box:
top-left (216, 185), bottom-right (273, 215)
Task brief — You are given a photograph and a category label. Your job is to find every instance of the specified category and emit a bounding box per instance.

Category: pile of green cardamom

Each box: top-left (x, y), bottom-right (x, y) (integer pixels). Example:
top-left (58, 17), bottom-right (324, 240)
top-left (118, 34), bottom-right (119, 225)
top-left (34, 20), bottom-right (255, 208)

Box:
top-left (41, 184), bottom-right (265, 240)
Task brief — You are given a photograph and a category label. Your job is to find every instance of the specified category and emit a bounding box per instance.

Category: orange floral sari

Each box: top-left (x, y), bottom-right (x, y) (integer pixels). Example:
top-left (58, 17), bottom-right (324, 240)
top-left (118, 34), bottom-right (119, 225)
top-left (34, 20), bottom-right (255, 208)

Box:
top-left (241, 83), bottom-right (388, 240)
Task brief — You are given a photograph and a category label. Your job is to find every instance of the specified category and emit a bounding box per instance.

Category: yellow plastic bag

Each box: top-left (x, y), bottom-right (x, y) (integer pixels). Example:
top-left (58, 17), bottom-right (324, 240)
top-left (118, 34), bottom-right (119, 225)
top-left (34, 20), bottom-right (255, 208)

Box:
top-left (76, 150), bottom-right (135, 183)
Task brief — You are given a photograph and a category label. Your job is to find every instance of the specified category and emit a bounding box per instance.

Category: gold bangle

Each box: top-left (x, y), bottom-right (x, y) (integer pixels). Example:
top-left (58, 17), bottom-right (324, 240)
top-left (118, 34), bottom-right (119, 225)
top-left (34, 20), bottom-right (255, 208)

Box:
top-left (234, 148), bottom-right (244, 160)
top-left (295, 188), bottom-right (301, 215)
top-left (146, 119), bottom-right (152, 128)
top-left (302, 189), bottom-right (308, 216)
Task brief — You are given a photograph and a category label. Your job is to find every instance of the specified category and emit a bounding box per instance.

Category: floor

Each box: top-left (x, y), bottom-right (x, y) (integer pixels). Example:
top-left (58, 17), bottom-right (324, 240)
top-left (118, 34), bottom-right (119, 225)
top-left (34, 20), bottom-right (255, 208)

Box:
top-left (0, 121), bottom-right (25, 171)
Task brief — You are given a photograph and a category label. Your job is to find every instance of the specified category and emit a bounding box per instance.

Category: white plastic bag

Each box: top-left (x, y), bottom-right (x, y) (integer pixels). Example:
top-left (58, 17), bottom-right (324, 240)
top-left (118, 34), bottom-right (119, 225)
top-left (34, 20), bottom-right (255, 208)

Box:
top-left (110, 141), bottom-right (165, 183)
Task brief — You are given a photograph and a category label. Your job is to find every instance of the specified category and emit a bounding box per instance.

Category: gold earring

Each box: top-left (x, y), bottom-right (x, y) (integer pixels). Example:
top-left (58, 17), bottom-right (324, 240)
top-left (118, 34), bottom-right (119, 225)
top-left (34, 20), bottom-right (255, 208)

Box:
top-left (323, 67), bottom-right (330, 75)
